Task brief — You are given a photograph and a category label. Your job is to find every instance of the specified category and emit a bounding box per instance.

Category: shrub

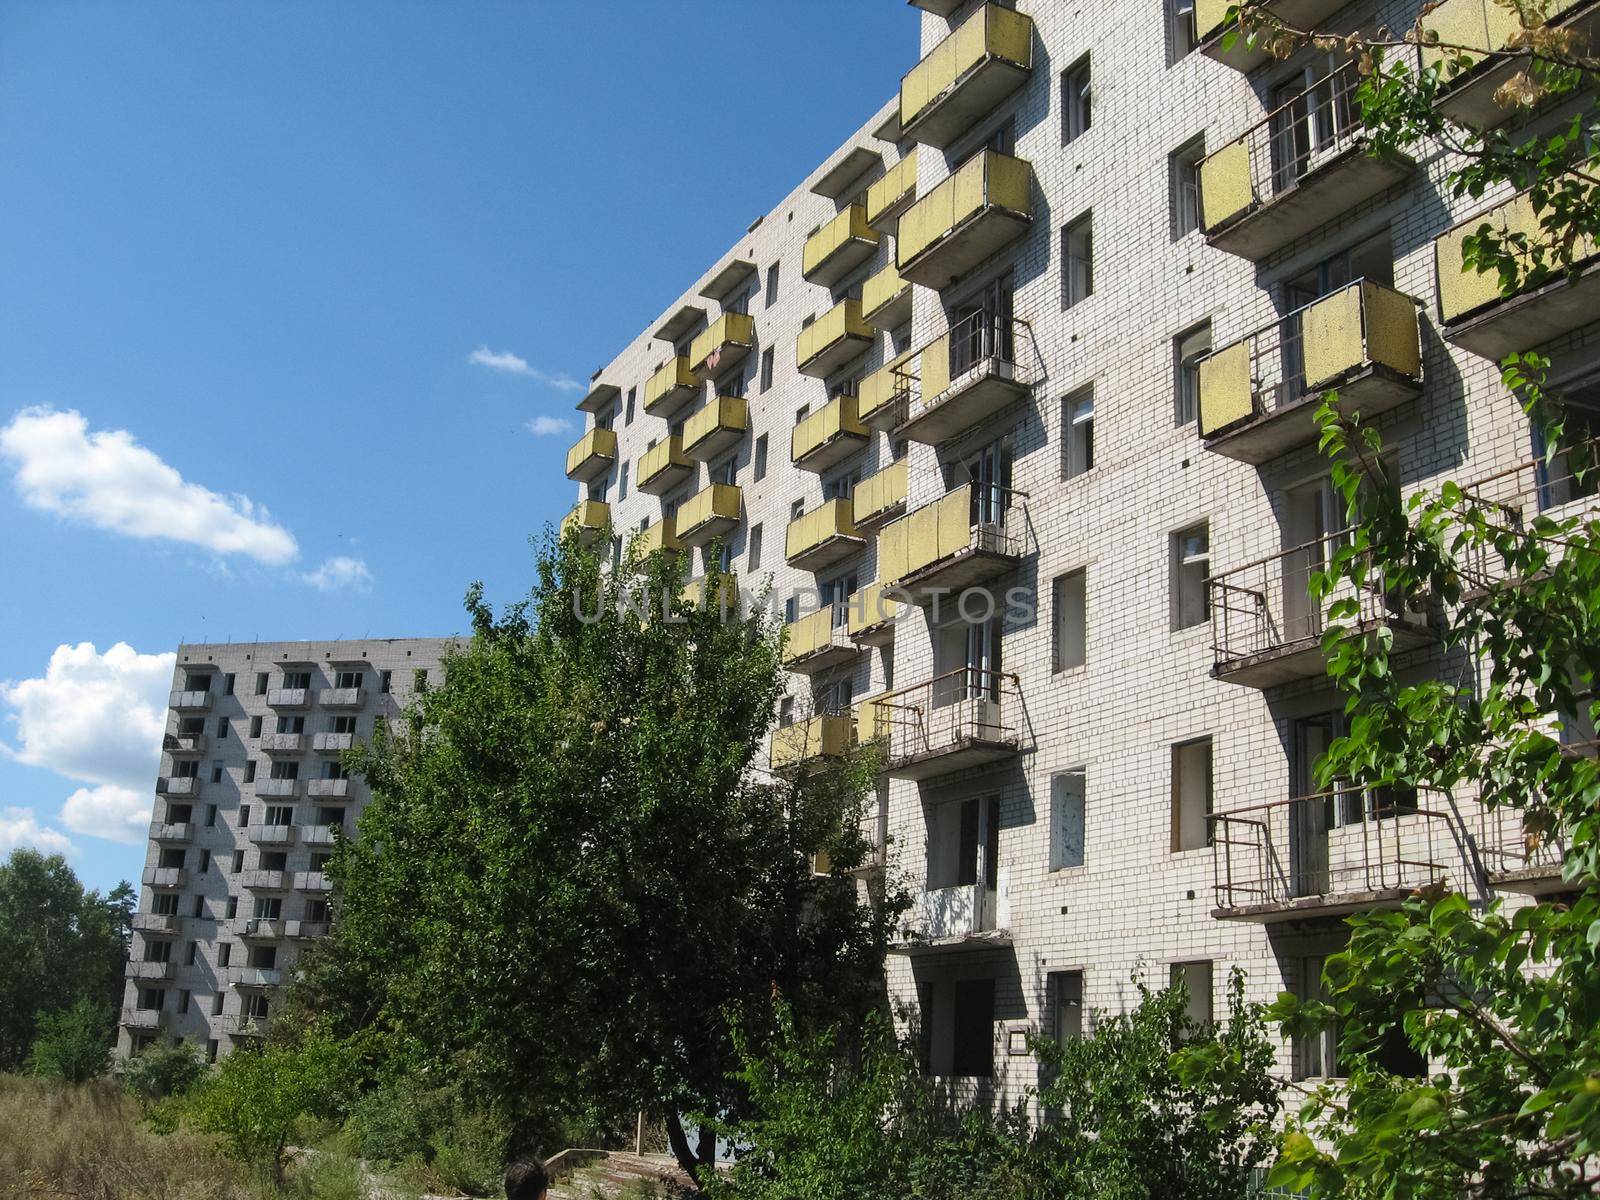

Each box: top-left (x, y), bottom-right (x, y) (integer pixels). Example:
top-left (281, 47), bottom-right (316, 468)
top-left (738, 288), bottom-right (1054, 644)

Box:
top-left (28, 998), bottom-right (113, 1084)
top-left (118, 1039), bottom-right (207, 1104)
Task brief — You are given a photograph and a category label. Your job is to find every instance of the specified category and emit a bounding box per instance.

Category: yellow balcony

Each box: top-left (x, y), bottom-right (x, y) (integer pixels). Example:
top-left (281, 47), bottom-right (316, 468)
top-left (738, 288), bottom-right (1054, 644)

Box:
top-left (791, 394), bottom-right (869, 473)
top-left (784, 607), bottom-right (863, 674)
top-left (578, 382), bottom-right (618, 416)
top-left (561, 499), bottom-right (609, 545)
top-left (858, 354), bottom-right (916, 429)
top-left (676, 483), bottom-right (742, 547)
top-left (1199, 64), bottom-right (1414, 262)
top-left (878, 487), bottom-right (1025, 602)
top-left (866, 148), bottom-right (919, 234)
top-left (802, 205), bottom-right (881, 289)
top-left (848, 581), bottom-right (902, 645)
top-left (797, 299), bottom-right (874, 379)
top-left (853, 460), bottom-right (908, 531)
top-left (862, 261), bottom-right (912, 330)
top-left (786, 498), bottom-right (865, 573)
top-left (1434, 190), bottom-right (1600, 360)
top-left (688, 312), bottom-right (756, 378)
top-left (897, 314), bottom-right (1032, 446)
top-left (643, 357), bottom-right (698, 419)
top-left (899, 4), bottom-right (1033, 149)
top-left (635, 516), bottom-right (682, 559)
top-left (1196, 0), bottom-right (1353, 72)
top-left (1420, 0), bottom-right (1599, 127)
top-left (565, 428), bottom-right (617, 483)
top-left (897, 150), bottom-right (1032, 290)
top-left (1199, 280), bottom-right (1424, 464)
top-left (637, 436), bottom-right (694, 496)
top-left (681, 574), bottom-right (740, 613)
top-left (771, 714), bottom-right (853, 774)
top-left (682, 395), bottom-right (748, 462)
top-left (854, 694), bottom-right (894, 746)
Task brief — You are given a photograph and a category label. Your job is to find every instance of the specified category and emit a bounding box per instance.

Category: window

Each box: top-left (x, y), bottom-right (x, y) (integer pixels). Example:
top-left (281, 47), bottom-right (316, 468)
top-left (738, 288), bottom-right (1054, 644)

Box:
top-left (331, 715), bottom-right (357, 735)
top-left (624, 387), bottom-right (636, 425)
top-left (1049, 769), bottom-right (1086, 870)
top-left (323, 761), bottom-right (347, 781)
top-left (760, 347), bottom-right (775, 393)
top-left (1293, 956), bottom-right (1339, 1080)
top-left (225, 895), bottom-right (238, 919)
top-left (156, 848), bottom-right (184, 870)
top-left (244, 761), bottom-right (256, 784)
top-left (790, 499), bottom-right (805, 522)
top-left (185, 940), bottom-right (197, 965)
top-left (1168, 0), bottom-right (1199, 63)
top-left (144, 938), bottom-right (172, 964)
top-left (748, 524), bottom-right (763, 571)
top-left (174, 759), bottom-right (199, 779)
top-left (198, 849), bottom-right (211, 873)
top-left (231, 849), bottom-right (245, 872)
top-left (1063, 386), bottom-right (1094, 478)
top-left (951, 979), bottom-right (996, 1078)
top-left (210, 761), bottom-right (223, 784)
top-left (1062, 56), bottom-right (1091, 144)
top-left (221, 672), bottom-right (234, 695)
top-left (1171, 522), bottom-right (1210, 630)
top-left (217, 942), bottom-right (231, 968)
top-left (193, 893), bottom-right (205, 917)
top-left (1171, 961), bottom-right (1213, 1027)
top-left (1052, 570), bottom-right (1087, 672)
top-left (1050, 971), bottom-right (1084, 1042)
top-left (178, 988), bottom-right (190, 1014)
top-left (712, 455), bottom-right (737, 486)
top-left (254, 672), bottom-right (268, 695)
top-left (334, 669), bottom-right (362, 689)
top-left (784, 595), bottom-right (800, 624)
top-left (268, 760), bottom-right (298, 780)
top-left (275, 715), bottom-right (304, 734)
top-left (248, 715), bottom-right (262, 739)
top-left (754, 434), bottom-right (769, 480)
top-left (1170, 136), bottom-right (1205, 238)
top-left (1174, 322), bottom-right (1212, 425)
top-left (765, 262), bottom-right (781, 307)
top-left (210, 992), bottom-right (224, 1016)
top-left (206, 804), bottom-right (217, 827)
top-left (206, 1039), bottom-right (218, 1062)
top-left (779, 696), bottom-right (795, 727)
top-left (618, 461), bottom-right (629, 501)
top-left (183, 670), bottom-right (211, 692)
top-left (795, 404), bottom-right (810, 425)
top-left (264, 804), bottom-right (293, 826)
top-left (216, 716), bottom-right (229, 738)
top-left (1063, 214), bottom-right (1093, 309)
top-left (1171, 736), bottom-right (1213, 852)
top-left (137, 988), bottom-right (164, 1012)
top-left (380, 670), bottom-right (392, 694)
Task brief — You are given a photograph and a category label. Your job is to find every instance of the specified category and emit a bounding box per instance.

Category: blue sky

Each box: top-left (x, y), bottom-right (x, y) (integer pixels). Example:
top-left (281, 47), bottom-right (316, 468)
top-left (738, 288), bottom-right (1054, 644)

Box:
top-left (0, 1), bottom-right (916, 894)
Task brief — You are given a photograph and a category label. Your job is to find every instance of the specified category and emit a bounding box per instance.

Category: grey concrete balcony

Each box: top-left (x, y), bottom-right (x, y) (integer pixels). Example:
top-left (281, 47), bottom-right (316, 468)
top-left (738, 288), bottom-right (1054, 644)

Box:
top-left (141, 867), bottom-right (187, 889)
top-left (259, 732), bottom-right (303, 754)
top-left (266, 687), bottom-right (309, 709)
top-left (169, 690), bottom-right (212, 711)
top-left (155, 776), bottom-right (198, 797)
top-left (131, 912), bottom-right (182, 934)
top-left (294, 871), bottom-right (332, 893)
top-left (222, 1014), bottom-right (267, 1038)
top-left (311, 732), bottom-right (355, 754)
top-left (233, 917), bottom-right (286, 940)
top-left (125, 959), bottom-right (176, 981)
top-left (148, 821), bottom-right (193, 845)
top-left (319, 687), bottom-right (363, 708)
top-left (245, 824), bottom-right (296, 847)
top-left (227, 967), bottom-right (284, 989)
top-left (254, 778), bottom-right (299, 799)
top-left (306, 778), bottom-right (350, 799)
top-left (121, 1008), bottom-right (167, 1031)
top-left (239, 869), bottom-right (288, 891)
top-left (302, 825), bottom-right (344, 847)
top-left (288, 920), bottom-right (331, 940)
top-left (163, 732), bottom-right (207, 755)
top-left (890, 881), bottom-right (1010, 955)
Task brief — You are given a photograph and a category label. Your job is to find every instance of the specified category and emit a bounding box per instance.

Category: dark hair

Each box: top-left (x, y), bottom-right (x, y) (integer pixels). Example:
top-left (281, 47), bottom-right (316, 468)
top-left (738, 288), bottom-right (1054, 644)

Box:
top-left (504, 1156), bottom-right (550, 1200)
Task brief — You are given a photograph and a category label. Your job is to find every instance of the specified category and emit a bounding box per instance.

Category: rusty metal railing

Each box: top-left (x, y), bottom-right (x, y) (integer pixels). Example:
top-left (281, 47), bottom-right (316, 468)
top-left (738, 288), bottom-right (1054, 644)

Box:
top-left (873, 668), bottom-right (1022, 767)
top-left (1209, 786), bottom-right (1464, 912)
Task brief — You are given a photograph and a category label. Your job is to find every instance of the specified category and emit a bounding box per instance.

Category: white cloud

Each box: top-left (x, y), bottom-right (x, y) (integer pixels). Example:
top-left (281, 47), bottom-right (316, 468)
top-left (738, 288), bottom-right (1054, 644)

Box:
top-left (526, 415), bottom-right (575, 437)
top-left (1, 642), bottom-right (174, 795)
top-left (0, 407), bottom-right (299, 564)
top-left (60, 785), bottom-right (150, 845)
top-left (468, 346), bottom-right (581, 391)
top-left (302, 555), bottom-right (374, 593)
top-left (0, 807), bottom-right (75, 857)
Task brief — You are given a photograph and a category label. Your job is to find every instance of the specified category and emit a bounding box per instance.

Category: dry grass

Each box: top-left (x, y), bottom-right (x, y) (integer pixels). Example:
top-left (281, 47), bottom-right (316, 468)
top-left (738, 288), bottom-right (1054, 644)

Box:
top-left (0, 1073), bottom-right (250, 1200)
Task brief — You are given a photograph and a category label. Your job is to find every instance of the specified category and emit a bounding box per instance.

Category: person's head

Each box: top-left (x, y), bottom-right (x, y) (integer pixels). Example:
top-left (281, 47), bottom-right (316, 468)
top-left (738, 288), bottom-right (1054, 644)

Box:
top-left (504, 1156), bottom-right (550, 1200)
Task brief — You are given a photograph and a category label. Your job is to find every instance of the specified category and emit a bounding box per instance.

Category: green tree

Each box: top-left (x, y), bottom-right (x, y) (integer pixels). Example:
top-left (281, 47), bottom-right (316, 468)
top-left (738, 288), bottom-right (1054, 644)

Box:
top-left (0, 849), bottom-right (132, 1070)
top-left (28, 997), bottom-right (114, 1084)
top-left (299, 531), bottom-right (898, 1181)
top-left (118, 1039), bottom-right (207, 1105)
top-left (183, 1025), bottom-right (351, 1186)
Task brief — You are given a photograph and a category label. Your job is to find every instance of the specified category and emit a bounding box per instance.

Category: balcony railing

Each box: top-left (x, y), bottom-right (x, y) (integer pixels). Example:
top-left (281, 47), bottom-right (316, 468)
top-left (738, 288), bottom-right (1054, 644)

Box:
top-left (156, 775), bottom-right (198, 797)
top-left (892, 881), bottom-right (1008, 952)
top-left (562, 499), bottom-right (610, 544)
top-left (295, 871), bottom-right (333, 893)
top-left (783, 607), bottom-right (863, 674)
top-left (259, 732), bottom-right (302, 754)
top-left (307, 777), bottom-right (351, 799)
top-left (234, 917), bottom-right (286, 940)
top-left (240, 869), bottom-right (288, 890)
top-left (312, 731), bottom-right (354, 753)
top-left (304, 825), bottom-right (344, 847)
top-left (121, 1008), bottom-right (167, 1031)
top-left (785, 498), bottom-right (865, 573)
top-left (687, 311), bottom-right (756, 378)
top-left (246, 824), bottom-right (296, 847)
top-left (319, 687), bottom-right (363, 708)
top-left (1434, 190), bottom-right (1600, 360)
top-left (858, 354), bottom-right (915, 429)
top-left (643, 356), bottom-right (698, 418)
top-left (897, 150), bottom-right (1032, 289)
top-left (565, 427), bottom-right (618, 483)
top-left (169, 689), bottom-right (212, 711)
top-left (1196, 0), bottom-right (1353, 72)
top-left (131, 912), bottom-right (181, 934)
top-left (638, 435), bottom-right (694, 496)
top-left (1207, 529), bottom-right (1434, 688)
top-left (682, 395), bottom-right (747, 461)
top-left (797, 299), bottom-right (873, 379)
top-left (878, 486), bottom-right (1027, 601)
top-left (148, 821), bottom-right (193, 844)
top-left (635, 516), bottom-right (683, 559)
top-left (676, 483), bottom-right (742, 547)
top-left (126, 960), bottom-right (176, 981)
top-left (899, 3), bottom-right (1033, 148)
top-left (895, 311), bottom-right (1033, 445)
top-left (1198, 280), bottom-right (1424, 464)
top-left (1200, 63), bottom-right (1414, 261)
top-left (163, 732), bottom-right (206, 755)
top-left (847, 580), bottom-right (902, 645)
top-left (792, 394), bottom-right (869, 472)
top-left (222, 1014), bottom-right (267, 1037)
top-left (142, 867), bottom-right (187, 889)
top-left (255, 778), bottom-right (299, 798)
top-left (227, 967), bottom-right (284, 989)
top-left (802, 204), bottom-right (881, 288)
top-left (770, 713), bottom-right (854, 774)
top-left (1456, 443), bottom-right (1600, 593)
top-left (874, 668), bottom-right (1023, 781)
top-left (1419, 0), bottom-right (1600, 127)
top-left (1474, 749), bottom-right (1594, 893)
top-left (866, 148), bottom-right (918, 233)
top-left (861, 261), bottom-right (912, 329)
top-left (265, 687), bottom-right (309, 709)
top-left (288, 920), bottom-right (331, 940)
top-left (1210, 787), bottom-right (1466, 920)
top-left (853, 460), bottom-right (909, 531)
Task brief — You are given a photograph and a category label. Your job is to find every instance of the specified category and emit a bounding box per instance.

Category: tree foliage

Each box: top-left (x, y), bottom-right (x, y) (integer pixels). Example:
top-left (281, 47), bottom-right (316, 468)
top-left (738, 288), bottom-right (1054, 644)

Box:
top-left (297, 531), bottom-right (898, 1179)
top-left (28, 997), bottom-right (115, 1084)
top-left (0, 848), bottom-right (132, 1071)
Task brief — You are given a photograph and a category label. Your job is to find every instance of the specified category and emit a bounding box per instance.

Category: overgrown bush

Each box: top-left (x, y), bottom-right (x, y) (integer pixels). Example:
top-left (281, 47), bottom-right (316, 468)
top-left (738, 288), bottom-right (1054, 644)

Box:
top-left (118, 1039), bottom-right (207, 1104)
top-left (345, 1070), bottom-right (510, 1193)
top-left (27, 997), bottom-right (114, 1084)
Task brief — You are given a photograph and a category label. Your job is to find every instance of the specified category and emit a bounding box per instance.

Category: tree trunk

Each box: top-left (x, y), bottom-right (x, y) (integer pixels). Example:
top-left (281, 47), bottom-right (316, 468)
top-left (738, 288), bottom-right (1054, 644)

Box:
top-left (664, 1112), bottom-right (702, 1185)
